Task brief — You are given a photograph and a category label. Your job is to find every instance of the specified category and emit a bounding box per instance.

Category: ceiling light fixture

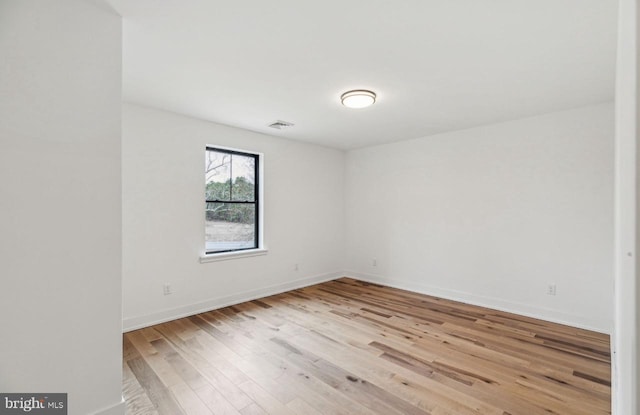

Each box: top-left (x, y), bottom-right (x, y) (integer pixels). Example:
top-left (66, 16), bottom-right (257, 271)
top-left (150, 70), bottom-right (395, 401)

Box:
top-left (340, 89), bottom-right (376, 109)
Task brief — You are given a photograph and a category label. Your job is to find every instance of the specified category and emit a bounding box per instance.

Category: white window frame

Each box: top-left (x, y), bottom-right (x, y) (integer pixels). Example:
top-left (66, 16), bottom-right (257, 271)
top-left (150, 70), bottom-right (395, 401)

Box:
top-left (200, 145), bottom-right (266, 263)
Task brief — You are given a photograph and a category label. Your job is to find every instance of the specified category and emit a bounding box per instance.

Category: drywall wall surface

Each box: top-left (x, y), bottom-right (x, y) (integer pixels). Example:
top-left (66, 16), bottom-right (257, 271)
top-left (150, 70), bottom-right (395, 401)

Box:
top-left (0, 1), bottom-right (123, 414)
top-left (122, 103), bottom-right (345, 329)
top-left (345, 103), bottom-right (614, 332)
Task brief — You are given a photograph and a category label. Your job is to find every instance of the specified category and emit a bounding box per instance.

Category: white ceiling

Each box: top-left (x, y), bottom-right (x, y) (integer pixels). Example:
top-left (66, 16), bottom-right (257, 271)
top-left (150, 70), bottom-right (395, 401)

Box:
top-left (108, 0), bottom-right (617, 150)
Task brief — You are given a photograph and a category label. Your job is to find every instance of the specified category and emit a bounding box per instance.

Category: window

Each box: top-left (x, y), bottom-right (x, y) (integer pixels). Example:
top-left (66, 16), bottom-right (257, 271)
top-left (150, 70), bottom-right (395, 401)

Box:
top-left (205, 147), bottom-right (259, 254)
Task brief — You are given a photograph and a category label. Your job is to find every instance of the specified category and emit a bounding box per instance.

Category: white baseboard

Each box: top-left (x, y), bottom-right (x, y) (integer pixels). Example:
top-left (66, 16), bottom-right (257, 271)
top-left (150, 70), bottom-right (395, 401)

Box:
top-left (122, 269), bottom-right (609, 334)
top-left (93, 399), bottom-right (125, 415)
top-left (123, 271), bottom-right (343, 332)
top-left (345, 271), bottom-right (610, 334)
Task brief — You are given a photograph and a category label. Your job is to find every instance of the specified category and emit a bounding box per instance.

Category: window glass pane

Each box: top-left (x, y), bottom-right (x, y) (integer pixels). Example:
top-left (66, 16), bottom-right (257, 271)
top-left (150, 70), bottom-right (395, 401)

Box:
top-left (205, 202), bottom-right (256, 252)
top-left (205, 150), bottom-right (231, 201)
top-left (231, 154), bottom-right (255, 202)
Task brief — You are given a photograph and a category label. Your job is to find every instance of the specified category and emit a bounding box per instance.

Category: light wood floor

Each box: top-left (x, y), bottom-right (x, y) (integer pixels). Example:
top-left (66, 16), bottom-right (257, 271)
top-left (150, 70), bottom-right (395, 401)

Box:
top-left (123, 278), bottom-right (611, 415)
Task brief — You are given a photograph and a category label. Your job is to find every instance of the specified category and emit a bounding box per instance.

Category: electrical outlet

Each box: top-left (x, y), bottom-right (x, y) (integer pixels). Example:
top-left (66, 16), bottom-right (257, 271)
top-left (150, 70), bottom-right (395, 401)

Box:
top-left (372, 258), bottom-right (377, 267)
top-left (163, 283), bottom-right (172, 295)
top-left (294, 263), bottom-right (299, 271)
top-left (547, 284), bottom-right (556, 296)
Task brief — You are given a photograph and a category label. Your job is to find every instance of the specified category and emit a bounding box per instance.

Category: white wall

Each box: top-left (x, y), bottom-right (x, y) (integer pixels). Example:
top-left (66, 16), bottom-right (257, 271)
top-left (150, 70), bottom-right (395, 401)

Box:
top-left (345, 103), bottom-right (614, 333)
top-left (0, 1), bottom-right (123, 415)
top-left (122, 104), bottom-right (345, 330)
top-left (613, 0), bottom-right (638, 412)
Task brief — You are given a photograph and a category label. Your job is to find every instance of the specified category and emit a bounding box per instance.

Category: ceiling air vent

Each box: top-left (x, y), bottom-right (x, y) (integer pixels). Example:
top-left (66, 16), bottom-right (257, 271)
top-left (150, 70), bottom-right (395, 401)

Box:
top-left (268, 120), bottom-right (294, 130)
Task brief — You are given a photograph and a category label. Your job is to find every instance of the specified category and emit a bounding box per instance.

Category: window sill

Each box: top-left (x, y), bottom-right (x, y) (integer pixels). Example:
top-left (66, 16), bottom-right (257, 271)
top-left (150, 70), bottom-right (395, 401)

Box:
top-left (199, 248), bottom-right (268, 263)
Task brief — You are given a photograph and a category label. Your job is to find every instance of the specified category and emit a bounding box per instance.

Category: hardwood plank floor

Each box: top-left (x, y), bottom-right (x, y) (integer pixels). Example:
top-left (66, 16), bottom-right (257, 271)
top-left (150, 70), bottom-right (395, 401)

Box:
top-left (123, 278), bottom-right (611, 415)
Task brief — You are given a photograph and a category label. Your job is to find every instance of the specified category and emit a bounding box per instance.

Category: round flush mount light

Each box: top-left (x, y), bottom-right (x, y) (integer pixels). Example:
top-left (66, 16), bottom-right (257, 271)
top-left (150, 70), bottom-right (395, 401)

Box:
top-left (340, 89), bottom-right (376, 109)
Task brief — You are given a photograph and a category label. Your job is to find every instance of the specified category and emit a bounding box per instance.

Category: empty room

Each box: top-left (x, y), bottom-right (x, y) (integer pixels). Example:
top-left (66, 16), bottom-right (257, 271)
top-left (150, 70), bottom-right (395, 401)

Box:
top-left (2, 1), bottom-right (639, 415)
